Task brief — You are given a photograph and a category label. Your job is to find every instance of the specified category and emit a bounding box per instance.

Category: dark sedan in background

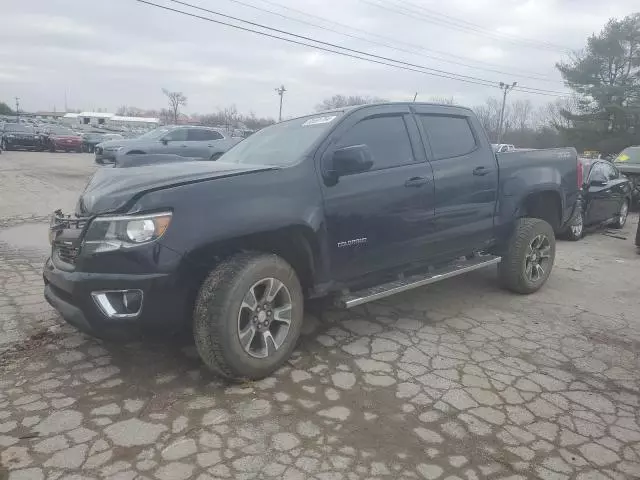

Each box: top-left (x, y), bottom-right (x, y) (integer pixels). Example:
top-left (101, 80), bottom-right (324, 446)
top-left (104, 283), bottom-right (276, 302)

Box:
top-left (563, 158), bottom-right (632, 240)
top-left (1, 123), bottom-right (44, 151)
top-left (613, 146), bottom-right (640, 205)
top-left (82, 132), bottom-right (124, 153)
top-left (42, 126), bottom-right (83, 152)
top-left (94, 125), bottom-right (241, 164)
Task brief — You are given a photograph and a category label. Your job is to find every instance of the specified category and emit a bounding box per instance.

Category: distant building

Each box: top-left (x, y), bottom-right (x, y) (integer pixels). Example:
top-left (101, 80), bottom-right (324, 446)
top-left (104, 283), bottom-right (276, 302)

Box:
top-left (60, 112), bottom-right (159, 129)
top-left (108, 116), bottom-right (160, 129)
top-left (34, 112), bottom-right (67, 121)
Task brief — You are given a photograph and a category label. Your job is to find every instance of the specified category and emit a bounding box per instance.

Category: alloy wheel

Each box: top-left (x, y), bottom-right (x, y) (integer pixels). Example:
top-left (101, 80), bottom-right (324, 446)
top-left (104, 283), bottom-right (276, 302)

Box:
top-left (237, 277), bottom-right (293, 359)
top-left (619, 201), bottom-right (629, 227)
top-left (570, 214), bottom-right (583, 238)
top-left (525, 234), bottom-right (551, 283)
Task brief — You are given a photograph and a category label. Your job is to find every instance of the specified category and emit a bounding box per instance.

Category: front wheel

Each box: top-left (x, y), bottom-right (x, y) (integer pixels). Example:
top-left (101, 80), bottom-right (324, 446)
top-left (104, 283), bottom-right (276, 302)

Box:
top-left (499, 218), bottom-right (556, 294)
top-left (611, 199), bottom-right (629, 229)
top-left (193, 252), bottom-right (303, 380)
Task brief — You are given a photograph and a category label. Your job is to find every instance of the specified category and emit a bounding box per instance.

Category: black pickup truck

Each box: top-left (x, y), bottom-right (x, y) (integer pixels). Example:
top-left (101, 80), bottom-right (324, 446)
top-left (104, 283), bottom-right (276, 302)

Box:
top-left (44, 103), bottom-right (581, 380)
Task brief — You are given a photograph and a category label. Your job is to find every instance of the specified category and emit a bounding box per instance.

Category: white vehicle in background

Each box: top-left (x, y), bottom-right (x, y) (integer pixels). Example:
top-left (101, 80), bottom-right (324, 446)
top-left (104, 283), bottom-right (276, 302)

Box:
top-left (492, 143), bottom-right (516, 153)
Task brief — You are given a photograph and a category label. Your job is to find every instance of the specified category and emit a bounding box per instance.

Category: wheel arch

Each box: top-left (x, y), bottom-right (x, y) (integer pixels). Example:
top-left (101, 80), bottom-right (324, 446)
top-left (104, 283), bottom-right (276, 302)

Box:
top-left (516, 189), bottom-right (563, 232)
top-left (182, 224), bottom-right (321, 292)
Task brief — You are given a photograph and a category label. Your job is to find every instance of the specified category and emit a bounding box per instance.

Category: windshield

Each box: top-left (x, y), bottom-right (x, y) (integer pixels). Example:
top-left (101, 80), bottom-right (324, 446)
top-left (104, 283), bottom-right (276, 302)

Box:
top-left (219, 113), bottom-right (342, 166)
top-left (48, 126), bottom-right (75, 135)
top-left (4, 123), bottom-right (33, 133)
top-left (137, 127), bottom-right (172, 140)
top-left (614, 147), bottom-right (640, 164)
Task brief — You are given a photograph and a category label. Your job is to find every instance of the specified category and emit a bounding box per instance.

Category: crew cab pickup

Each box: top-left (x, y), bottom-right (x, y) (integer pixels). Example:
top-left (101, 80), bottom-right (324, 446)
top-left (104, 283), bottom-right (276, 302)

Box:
top-left (44, 103), bottom-right (581, 380)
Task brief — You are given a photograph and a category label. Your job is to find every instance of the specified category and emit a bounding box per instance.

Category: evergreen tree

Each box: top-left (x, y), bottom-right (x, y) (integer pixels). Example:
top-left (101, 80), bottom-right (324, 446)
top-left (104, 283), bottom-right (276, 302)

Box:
top-left (556, 14), bottom-right (640, 154)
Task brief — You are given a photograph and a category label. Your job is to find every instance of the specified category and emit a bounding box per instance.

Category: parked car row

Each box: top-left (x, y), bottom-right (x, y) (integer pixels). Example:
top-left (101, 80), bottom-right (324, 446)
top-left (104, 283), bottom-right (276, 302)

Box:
top-left (94, 125), bottom-right (241, 164)
top-left (0, 123), bottom-right (84, 153)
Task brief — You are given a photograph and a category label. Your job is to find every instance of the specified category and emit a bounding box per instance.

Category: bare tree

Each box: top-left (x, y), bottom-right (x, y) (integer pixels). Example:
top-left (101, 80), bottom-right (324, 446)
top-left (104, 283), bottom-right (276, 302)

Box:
top-left (315, 94), bottom-right (386, 112)
top-left (162, 88), bottom-right (187, 124)
top-left (511, 99), bottom-right (533, 132)
top-left (222, 105), bottom-right (239, 133)
top-left (429, 96), bottom-right (457, 105)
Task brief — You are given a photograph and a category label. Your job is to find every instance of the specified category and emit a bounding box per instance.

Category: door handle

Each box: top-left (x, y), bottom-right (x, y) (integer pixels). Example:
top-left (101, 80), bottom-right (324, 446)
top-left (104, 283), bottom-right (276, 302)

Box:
top-left (473, 166), bottom-right (491, 176)
top-left (404, 176), bottom-right (428, 187)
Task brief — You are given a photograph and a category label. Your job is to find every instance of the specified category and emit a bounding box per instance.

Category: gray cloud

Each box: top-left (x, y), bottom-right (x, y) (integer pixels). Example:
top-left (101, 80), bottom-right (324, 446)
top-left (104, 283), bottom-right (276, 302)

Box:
top-left (0, 0), bottom-right (637, 117)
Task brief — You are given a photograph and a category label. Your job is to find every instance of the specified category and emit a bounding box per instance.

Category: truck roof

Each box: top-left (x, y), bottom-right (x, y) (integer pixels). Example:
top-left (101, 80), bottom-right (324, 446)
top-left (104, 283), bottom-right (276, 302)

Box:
top-left (310, 102), bottom-right (474, 118)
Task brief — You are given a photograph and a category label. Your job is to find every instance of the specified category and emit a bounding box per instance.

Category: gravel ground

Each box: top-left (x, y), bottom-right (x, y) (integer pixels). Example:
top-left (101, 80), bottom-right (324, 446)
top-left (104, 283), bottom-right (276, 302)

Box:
top-left (1, 151), bottom-right (639, 480)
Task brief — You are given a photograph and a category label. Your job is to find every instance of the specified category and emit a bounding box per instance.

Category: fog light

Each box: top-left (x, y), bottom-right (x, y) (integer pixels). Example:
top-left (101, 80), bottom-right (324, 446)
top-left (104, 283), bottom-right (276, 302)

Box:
top-left (91, 290), bottom-right (143, 319)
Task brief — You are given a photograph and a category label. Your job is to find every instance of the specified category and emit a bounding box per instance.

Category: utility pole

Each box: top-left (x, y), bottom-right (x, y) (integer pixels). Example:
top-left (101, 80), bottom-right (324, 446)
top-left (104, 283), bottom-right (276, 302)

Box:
top-left (275, 85), bottom-right (286, 122)
top-left (14, 97), bottom-right (20, 122)
top-left (497, 81), bottom-right (517, 144)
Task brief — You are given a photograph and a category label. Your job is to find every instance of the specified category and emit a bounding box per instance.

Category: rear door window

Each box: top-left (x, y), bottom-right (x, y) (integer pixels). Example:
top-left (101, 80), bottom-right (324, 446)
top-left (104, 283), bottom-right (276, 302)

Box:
top-left (419, 115), bottom-right (477, 160)
top-left (188, 129), bottom-right (224, 141)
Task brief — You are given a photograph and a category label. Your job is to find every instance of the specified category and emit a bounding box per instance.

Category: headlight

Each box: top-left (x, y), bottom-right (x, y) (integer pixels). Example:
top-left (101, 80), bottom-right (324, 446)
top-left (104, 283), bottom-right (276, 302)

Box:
top-left (83, 212), bottom-right (172, 254)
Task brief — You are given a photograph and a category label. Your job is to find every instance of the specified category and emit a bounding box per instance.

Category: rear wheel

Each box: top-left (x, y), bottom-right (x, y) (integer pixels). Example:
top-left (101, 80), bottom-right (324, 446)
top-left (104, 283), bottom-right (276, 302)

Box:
top-left (193, 252), bottom-right (303, 380)
top-left (499, 218), bottom-right (556, 294)
top-left (611, 199), bottom-right (629, 229)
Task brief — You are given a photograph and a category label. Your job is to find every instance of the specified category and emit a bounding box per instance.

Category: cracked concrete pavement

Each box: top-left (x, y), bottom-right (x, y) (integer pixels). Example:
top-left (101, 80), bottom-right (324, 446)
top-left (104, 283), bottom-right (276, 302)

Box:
top-left (1, 151), bottom-right (640, 480)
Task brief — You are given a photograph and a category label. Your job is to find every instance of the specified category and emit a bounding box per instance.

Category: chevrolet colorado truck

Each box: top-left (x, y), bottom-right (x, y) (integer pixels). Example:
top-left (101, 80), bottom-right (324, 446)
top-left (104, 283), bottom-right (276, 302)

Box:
top-left (44, 103), bottom-right (581, 380)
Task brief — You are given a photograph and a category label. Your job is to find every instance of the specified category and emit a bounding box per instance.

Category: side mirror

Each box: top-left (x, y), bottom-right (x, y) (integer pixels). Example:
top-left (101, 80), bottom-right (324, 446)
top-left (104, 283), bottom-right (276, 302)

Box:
top-left (589, 177), bottom-right (607, 187)
top-left (161, 138), bottom-right (169, 145)
top-left (329, 145), bottom-right (374, 179)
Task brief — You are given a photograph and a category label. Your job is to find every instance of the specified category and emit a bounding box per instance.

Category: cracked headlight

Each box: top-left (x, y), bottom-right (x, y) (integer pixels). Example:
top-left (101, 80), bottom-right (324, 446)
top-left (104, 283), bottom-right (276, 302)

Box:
top-left (83, 212), bottom-right (172, 254)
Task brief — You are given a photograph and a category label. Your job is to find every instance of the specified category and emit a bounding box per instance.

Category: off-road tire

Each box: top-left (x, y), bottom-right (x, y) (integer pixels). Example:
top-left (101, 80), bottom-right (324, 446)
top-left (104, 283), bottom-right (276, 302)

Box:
top-left (499, 218), bottom-right (556, 294)
top-left (193, 252), bottom-right (304, 380)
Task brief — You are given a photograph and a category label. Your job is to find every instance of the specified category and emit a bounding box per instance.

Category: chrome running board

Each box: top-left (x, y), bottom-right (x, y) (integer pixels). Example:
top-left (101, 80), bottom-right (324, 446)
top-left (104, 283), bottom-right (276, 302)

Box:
top-left (339, 255), bottom-right (501, 308)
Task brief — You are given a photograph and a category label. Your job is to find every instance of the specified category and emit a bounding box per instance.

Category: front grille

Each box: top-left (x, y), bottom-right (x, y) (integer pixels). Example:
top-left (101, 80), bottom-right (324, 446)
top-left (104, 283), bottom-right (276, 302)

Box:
top-left (55, 244), bottom-right (80, 265)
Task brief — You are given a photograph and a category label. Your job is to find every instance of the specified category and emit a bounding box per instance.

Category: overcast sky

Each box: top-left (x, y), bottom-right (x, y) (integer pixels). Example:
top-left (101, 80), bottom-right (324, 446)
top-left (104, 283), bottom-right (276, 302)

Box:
top-left (0, 0), bottom-right (637, 119)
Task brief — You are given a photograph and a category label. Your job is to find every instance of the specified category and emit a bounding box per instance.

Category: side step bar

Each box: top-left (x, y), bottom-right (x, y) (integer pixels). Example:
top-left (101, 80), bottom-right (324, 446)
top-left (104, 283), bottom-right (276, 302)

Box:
top-left (339, 255), bottom-right (501, 308)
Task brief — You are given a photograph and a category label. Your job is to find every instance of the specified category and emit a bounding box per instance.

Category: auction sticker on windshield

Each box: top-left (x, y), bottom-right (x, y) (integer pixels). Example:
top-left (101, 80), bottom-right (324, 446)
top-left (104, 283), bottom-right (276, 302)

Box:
top-left (616, 153), bottom-right (630, 162)
top-left (302, 115), bottom-right (337, 126)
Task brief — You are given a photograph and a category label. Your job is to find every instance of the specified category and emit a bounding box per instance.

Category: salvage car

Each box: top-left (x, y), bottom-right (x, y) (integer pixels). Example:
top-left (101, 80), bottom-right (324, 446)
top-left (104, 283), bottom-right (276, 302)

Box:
top-left (42, 126), bottom-right (83, 152)
top-left (82, 132), bottom-right (124, 153)
top-left (94, 125), bottom-right (240, 164)
top-left (1, 123), bottom-right (44, 151)
top-left (613, 146), bottom-right (640, 205)
top-left (44, 103), bottom-right (581, 380)
top-left (562, 159), bottom-right (632, 240)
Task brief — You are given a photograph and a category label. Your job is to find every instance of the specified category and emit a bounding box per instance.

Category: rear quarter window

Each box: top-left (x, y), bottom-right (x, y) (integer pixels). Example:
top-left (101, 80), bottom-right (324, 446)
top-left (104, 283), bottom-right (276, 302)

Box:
top-left (419, 115), bottom-right (477, 160)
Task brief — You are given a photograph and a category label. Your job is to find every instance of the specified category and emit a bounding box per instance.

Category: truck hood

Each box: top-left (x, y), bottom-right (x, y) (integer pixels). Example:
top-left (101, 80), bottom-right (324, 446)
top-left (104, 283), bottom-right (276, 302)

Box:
top-left (77, 161), bottom-right (276, 215)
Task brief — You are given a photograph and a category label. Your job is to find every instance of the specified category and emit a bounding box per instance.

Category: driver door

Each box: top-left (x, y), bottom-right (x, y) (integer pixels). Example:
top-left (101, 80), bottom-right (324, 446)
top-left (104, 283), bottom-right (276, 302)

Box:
top-left (157, 128), bottom-right (188, 155)
top-left (585, 162), bottom-right (614, 223)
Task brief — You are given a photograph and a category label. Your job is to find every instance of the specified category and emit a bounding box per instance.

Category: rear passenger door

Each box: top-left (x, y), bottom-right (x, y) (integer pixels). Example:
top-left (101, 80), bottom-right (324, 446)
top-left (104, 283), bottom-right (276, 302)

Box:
top-left (319, 105), bottom-right (436, 281)
top-left (413, 106), bottom-right (499, 257)
top-left (187, 128), bottom-right (225, 159)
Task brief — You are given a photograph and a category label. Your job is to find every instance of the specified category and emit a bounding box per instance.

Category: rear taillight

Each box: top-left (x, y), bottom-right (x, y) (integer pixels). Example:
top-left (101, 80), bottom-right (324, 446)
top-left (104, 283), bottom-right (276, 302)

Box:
top-left (577, 159), bottom-right (583, 188)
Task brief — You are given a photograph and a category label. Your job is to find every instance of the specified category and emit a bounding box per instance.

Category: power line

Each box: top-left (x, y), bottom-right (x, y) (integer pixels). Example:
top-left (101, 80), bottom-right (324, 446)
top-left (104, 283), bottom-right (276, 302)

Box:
top-left (361, 0), bottom-right (572, 53)
top-left (398, 0), bottom-right (571, 51)
top-left (217, 0), bottom-right (564, 85)
top-left (254, 0), bottom-right (565, 82)
top-left (135, 0), bottom-right (497, 89)
top-left (133, 0), bottom-right (570, 97)
top-left (165, 0), bottom-right (570, 95)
